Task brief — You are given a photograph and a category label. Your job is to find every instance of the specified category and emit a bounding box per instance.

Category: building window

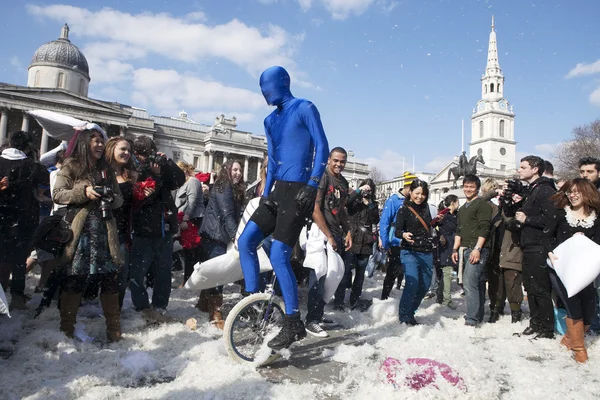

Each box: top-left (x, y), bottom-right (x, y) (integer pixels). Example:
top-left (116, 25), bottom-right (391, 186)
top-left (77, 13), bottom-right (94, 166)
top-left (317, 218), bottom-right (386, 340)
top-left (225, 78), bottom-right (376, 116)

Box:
top-left (479, 121), bottom-right (484, 138)
top-left (79, 79), bottom-right (85, 94)
top-left (57, 72), bottom-right (65, 88)
top-left (484, 85), bottom-right (487, 94)
top-left (477, 148), bottom-right (483, 156)
top-left (500, 147), bottom-right (506, 156)
top-left (172, 151), bottom-right (181, 161)
top-left (490, 83), bottom-right (495, 92)
top-left (193, 156), bottom-right (199, 169)
top-left (497, 83), bottom-right (501, 93)
top-left (500, 164), bottom-right (506, 170)
top-left (34, 70), bottom-right (40, 87)
top-left (499, 120), bottom-right (505, 137)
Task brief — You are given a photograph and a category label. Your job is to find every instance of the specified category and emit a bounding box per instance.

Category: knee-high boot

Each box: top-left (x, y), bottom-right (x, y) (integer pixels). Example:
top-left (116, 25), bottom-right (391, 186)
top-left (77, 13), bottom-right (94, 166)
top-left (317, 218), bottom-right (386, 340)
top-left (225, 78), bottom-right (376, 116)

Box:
top-left (100, 293), bottom-right (122, 342)
top-left (59, 292), bottom-right (83, 338)
top-left (195, 290), bottom-right (209, 312)
top-left (208, 293), bottom-right (224, 330)
top-left (566, 318), bottom-right (588, 363)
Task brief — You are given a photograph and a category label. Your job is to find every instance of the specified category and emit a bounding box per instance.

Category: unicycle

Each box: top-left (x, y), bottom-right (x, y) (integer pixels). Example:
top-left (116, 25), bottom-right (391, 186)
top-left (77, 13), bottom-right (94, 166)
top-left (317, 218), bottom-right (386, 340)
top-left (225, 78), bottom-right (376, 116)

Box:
top-left (223, 278), bottom-right (286, 366)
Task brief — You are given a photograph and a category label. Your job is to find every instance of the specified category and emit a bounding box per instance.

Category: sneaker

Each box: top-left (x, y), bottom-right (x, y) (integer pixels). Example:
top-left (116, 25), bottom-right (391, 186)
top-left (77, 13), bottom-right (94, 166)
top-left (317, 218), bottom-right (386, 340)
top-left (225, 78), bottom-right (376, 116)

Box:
top-left (320, 317), bottom-right (335, 326)
top-left (9, 294), bottom-right (28, 311)
top-left (350, 298), bottom-right (373, 312)
top-left (424, 291), bottom-right (436, 300)
top-left (305, 321), bottom-right (329, 338)
top-left (333, 304), bottom-right (346, 312)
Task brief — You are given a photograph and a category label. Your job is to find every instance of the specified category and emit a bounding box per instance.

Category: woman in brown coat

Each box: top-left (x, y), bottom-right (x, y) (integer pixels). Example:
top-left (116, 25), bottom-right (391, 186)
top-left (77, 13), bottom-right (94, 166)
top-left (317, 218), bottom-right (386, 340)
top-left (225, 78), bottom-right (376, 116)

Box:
top-left (53, 127), bottom-right (123, 341)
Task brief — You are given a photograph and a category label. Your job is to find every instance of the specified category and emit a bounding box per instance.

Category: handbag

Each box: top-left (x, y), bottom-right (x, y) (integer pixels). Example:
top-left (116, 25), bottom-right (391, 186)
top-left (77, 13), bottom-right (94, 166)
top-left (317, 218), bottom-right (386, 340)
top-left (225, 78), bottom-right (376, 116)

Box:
top-left (31, 213), bottom-right (73, 256)
top-left (176, 188), bottom-right (201, 250)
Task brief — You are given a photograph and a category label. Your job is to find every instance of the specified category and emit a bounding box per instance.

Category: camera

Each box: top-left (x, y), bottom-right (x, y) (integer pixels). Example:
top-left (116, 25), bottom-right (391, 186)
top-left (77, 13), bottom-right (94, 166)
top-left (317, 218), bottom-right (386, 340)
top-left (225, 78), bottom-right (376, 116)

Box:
top-left (499, 179), bottom-right (525, 208)
top-left (361, 189), bottom-right (372, 198)
top-left (93, 186), bottom-right (114, 220)
top-left (147, 152), bottom-right (168, 166)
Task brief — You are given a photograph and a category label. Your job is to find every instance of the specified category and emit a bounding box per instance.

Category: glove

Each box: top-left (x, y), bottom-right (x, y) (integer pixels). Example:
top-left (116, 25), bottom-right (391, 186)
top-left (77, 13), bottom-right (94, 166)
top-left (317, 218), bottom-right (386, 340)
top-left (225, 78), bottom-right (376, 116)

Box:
top-left (295, 185), bottom-right (318, 218)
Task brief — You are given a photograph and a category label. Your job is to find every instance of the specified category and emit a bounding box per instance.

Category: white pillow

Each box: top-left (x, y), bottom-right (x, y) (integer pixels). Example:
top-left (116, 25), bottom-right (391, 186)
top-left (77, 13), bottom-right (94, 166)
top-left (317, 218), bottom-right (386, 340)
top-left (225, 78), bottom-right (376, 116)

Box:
top-left (547, 234), bottom-right (600, 297)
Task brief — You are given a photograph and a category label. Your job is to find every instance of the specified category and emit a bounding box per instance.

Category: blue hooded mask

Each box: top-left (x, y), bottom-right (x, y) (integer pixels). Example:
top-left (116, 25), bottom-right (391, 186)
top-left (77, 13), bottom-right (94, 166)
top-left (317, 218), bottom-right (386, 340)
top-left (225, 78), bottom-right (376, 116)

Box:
top-left (259, 66), bottom-right (293, 107)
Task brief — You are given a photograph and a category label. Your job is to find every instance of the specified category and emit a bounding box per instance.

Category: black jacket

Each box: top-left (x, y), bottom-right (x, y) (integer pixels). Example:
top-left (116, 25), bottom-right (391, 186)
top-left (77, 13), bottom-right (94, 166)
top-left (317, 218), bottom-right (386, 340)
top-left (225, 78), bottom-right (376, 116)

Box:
top-left (132, 159), bottom-right (185, 237)
top-left (435, 211), bottom-right (458, 266)
top-left (346, 190), bottom-right (380, 255)
top-left (199, 184), bottom-right (242, 246)
top-left (519, 176), bottom-right (556, 250)
top-left (394, 200), bottom-right (433, 253)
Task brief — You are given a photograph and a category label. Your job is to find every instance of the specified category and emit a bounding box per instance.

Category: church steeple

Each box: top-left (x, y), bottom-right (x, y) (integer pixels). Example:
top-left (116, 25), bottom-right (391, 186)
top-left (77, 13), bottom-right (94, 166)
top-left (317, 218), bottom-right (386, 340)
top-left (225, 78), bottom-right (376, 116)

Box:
top-left (481, 15), bottom-right (504, 101)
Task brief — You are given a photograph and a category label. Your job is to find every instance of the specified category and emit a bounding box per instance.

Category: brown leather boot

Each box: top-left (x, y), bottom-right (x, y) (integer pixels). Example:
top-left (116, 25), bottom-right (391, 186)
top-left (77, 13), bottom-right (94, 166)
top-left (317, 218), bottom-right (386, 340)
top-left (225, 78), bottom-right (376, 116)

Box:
top-left (195, 290), bottom-right (209, 312)
top-left (59, 292), bottom-right (83, 338)
top-left (100, 293), bottom-right (122, 342)
top-left (561, 318), bottom-right (572, 350)
top-left (208, 293), bottom-right (224, 330)
top-left (567, 318), bottom-right (588, 363)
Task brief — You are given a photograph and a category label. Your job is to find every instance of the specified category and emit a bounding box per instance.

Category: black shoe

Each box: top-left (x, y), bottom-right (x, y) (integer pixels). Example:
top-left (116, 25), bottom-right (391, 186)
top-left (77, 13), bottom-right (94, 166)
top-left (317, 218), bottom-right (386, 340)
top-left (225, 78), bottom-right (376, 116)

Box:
top-left (511, 311), bottom-right (522, 323)
top-left (267, 312), bottom-right (307, 350)
top-left (488, 311), bottom-right (500, 324)
top-left (350, 298), bottom-right (372, 312)
top-left (333, 303), bottom-right (346, 312)
top-left (424, 291), bottom-right (435, 300)
top-left (534, 331), bottom-right (555, 340)
top-left (513, 326), bottom-right (536, 337)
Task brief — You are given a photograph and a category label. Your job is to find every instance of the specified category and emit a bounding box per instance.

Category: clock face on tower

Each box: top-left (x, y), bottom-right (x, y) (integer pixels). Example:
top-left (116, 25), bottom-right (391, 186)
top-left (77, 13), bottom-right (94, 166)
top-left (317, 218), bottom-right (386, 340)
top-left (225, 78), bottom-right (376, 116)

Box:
top-left (478, 103), bottom-right (485, 111)
top-left (499, 100), bottom-right (506, 109)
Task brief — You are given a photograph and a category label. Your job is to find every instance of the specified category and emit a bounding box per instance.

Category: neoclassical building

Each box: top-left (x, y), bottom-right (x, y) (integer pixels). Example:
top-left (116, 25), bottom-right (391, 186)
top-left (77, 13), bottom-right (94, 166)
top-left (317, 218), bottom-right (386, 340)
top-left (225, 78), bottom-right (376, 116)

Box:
top-left (0, 24), bottom-right (370, 184)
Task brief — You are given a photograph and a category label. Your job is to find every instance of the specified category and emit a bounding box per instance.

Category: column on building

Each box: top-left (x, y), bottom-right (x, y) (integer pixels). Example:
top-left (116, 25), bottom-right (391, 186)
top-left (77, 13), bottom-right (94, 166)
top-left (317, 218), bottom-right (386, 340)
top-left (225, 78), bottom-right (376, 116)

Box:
top-left (40, 129), bottom-right (50, 154)
top-left (206, 151), bottom-right (214, 172)
top-left (21, 113), bottom-right (30, 132)
top-left (0, 109), bottom-right (8, 146)
top-left (223, 152), bottom-right (228, 164)
top-left (243, 156), bottom-right (249, 181)
top-left (256, 158), bottom-right (261, 180)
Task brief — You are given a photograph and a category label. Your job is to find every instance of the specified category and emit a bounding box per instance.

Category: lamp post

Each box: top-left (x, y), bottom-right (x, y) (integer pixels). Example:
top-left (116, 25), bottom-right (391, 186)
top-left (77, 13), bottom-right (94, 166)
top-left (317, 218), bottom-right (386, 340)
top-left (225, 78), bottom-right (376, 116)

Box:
top-left (387, 185), bottom-right (392, 199)
top-left (348, 149), bottom-right (356, 188)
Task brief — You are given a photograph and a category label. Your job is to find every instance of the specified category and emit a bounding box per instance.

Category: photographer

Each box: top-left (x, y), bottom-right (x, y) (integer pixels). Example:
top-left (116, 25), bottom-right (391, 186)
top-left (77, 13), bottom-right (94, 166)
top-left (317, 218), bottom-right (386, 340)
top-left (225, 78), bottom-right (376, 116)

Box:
top-left (52, 126), bottom-right (123, 341)
top-left (334, 178), bottom-right (379, 312)
top-left (129, 136), bottom-right (185, 321)
top-left (511, 155), bottom-right (556, 339)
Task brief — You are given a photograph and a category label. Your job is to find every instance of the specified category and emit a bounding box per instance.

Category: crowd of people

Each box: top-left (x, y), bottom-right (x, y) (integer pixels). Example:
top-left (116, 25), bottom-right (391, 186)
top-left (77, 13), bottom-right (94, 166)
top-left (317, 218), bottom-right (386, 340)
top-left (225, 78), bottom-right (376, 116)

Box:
top-left (1, 65), bottom-right (600, 367)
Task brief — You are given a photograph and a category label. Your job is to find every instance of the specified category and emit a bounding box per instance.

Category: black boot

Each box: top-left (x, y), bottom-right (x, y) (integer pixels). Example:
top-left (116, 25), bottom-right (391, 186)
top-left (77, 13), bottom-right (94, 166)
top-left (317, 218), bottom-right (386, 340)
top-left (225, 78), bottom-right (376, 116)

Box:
top-left (511, 310), bottom-right (522, 323)
top-left (488, 310), bottom-right (500, 323)
top-left (267, 312), bottom-right (307, 350)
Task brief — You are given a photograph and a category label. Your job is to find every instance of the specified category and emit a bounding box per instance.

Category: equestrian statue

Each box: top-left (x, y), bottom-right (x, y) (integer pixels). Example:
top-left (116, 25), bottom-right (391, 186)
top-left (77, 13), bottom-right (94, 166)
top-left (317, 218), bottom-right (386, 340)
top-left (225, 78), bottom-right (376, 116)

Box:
top-left (447, 151), bottom-right (485, 188)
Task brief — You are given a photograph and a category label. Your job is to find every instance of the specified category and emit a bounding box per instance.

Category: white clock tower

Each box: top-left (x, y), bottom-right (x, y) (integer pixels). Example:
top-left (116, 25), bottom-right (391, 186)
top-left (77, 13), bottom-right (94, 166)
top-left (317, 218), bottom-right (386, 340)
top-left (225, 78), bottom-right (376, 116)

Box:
top-left (470, 16), bottom-right (516, 172)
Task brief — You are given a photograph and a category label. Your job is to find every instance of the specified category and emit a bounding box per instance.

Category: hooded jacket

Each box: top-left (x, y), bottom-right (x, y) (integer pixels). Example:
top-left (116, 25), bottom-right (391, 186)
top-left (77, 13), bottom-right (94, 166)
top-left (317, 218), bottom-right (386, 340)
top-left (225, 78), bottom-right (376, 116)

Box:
top-left (519, 176), bottom-right (556, 250)
top-left (346, 190), bottom-right (380, 255)
top-left (380, 193), bottom-right (405, 249)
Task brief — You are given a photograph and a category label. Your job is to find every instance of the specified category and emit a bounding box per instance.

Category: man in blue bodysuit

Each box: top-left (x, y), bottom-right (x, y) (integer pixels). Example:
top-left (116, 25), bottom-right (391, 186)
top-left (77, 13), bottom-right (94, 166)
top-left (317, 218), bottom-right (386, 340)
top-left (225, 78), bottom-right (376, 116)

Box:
top-left (238, 66), bottom-right (329, 350)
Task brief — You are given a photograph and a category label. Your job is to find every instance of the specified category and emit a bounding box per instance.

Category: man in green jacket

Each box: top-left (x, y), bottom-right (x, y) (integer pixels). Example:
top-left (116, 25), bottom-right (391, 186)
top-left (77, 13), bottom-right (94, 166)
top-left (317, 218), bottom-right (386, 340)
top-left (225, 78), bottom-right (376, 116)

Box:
top-left (451, 174), bottom-right (492, 326)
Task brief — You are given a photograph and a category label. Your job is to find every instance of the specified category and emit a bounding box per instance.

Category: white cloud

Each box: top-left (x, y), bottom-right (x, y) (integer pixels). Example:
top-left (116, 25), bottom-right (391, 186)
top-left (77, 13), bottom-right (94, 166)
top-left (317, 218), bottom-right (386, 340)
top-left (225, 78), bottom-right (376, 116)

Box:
top-left (590, 86), bottom-right (600, 107)
top-left (184, 11), bottom-right (207, 22)
top-left (378, 0), bottom-right (398, 13)
top-left (534, 143), bottom-right (558, 157)
top-left (322, 0), bottom-right (375, 19)
top-left (298, 0), bottom-right (313, 11)
top-left (566, 59), bottom-right (600, 79)
top-left (26, 5), bottom-right (302, 76)
top-left (131, 68), bottom-right (266, 119)
top-left (423, 155), bottom-right (453, 172)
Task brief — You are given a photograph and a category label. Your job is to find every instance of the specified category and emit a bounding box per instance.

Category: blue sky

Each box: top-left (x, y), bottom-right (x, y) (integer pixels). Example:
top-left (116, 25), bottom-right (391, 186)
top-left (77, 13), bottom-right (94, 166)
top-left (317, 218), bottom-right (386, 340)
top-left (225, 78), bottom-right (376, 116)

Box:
top-left (1, 0), bottom-right (599, 178)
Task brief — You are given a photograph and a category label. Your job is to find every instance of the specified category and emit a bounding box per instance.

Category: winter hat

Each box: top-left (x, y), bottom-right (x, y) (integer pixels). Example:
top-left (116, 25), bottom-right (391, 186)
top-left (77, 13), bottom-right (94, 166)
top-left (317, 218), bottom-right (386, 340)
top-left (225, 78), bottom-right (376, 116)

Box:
top-left (402, 171), bottom-right (418, 187)
top-left (195, 172), bottom-right (211, 184)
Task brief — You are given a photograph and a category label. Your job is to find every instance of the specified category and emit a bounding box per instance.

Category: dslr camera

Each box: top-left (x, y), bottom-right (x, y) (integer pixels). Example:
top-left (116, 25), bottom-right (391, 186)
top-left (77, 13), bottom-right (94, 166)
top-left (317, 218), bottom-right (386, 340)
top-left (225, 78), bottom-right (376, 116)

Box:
top-left (93, 186), bottom-right (114, 220)
top-left (147, 151), bottom-right (168, 166)
top-left (499, 179), bottom-right (526, 209)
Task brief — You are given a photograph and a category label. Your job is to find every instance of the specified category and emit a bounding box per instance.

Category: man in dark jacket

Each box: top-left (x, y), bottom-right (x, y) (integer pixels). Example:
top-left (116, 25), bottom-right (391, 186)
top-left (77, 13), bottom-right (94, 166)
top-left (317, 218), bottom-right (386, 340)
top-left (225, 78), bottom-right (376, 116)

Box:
top-left (129, 136), bottom-right (185, 319)
top-left (513, 155), bottom-right (556, 339)
top-left (0, 131), bottom-right (49, 310)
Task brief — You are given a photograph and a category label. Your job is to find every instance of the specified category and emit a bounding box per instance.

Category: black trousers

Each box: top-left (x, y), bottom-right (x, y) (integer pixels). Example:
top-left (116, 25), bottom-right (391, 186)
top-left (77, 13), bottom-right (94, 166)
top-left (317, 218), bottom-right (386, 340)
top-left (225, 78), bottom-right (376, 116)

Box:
top-left (381, 247), bottom-right (403, 300)
top-left (63, 273), bottom-right (118, 295)
top-left (549, 269), bottom-right (596, 324)
top-left (522, 250), bottom-right (554, 333)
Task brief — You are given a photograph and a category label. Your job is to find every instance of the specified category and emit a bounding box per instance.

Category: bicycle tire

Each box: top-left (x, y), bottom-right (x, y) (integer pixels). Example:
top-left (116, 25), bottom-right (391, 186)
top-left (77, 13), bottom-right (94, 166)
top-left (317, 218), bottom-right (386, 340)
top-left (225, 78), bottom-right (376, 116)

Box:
top-left (223, 292), bottom-right (286, 364)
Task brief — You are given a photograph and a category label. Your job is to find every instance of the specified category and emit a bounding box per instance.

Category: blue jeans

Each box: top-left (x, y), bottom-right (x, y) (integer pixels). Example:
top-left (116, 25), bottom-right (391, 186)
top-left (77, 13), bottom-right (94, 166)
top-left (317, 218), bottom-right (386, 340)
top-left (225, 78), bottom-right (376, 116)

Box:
top-left (590, 289), bottom-right (600, 332)
top-left (129, 234), bottom-right (173, 310)
top-left (462, 248), bottom-right (489, 324)
top-left (306, 235), bottom-right (342, 323)
top-left (398, 250), bottom-right (433, 322)
top-left (334, 252), bottom-right (369, 307)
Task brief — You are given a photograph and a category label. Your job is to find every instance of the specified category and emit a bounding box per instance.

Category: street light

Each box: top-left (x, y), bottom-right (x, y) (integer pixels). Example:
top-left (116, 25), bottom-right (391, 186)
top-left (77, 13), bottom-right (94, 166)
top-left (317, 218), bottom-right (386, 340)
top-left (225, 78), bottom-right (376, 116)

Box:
top-left (387, 185), bottom-right (392, 198)
top-left (348, 150), bottom-right (356, 188)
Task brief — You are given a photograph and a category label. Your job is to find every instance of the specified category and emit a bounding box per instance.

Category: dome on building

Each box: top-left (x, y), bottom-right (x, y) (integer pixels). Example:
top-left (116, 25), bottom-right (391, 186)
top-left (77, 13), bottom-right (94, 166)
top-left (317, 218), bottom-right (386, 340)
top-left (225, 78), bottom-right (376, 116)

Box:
top-left (29, 24), bottom-right (89, 78)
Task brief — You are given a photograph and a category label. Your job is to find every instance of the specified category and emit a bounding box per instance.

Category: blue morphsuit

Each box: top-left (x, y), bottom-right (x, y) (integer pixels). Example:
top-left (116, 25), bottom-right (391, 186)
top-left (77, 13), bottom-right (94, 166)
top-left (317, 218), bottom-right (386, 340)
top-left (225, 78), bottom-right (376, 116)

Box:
top-left (239, 66), bottom-right (329, 315)
top-left (260, 66), bottom-right (329, 194)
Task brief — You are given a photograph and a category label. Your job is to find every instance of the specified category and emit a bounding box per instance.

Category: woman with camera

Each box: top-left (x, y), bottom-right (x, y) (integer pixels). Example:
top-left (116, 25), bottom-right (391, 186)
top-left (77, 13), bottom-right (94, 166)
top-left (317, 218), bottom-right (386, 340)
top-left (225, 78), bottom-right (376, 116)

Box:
top-left (546, 178), bottom-right (600, 363)
top-left (197, 160), bottom-right (245, 329)
top-left (394, 179), bottom-right (434, 325)
top-left (431, 194), bottom-right (459, 308)
top-left (333, 179), bottom-right (379, 311)
top-left (175, 161), bottom-right (205, 286)
top-left (104, 136), bottom-right (137, 310)
top-left (53, 127), bottom-right (123, 341)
